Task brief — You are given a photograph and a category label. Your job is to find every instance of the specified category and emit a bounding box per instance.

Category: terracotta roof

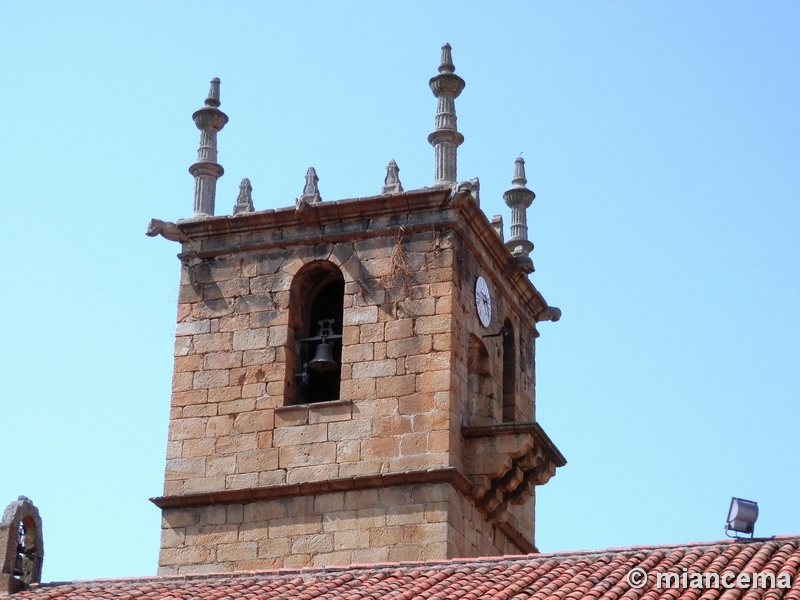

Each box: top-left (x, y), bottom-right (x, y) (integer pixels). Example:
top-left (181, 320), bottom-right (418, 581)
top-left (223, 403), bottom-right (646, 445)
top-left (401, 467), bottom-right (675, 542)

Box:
top-left (16, 538), bottom-right (800, 600)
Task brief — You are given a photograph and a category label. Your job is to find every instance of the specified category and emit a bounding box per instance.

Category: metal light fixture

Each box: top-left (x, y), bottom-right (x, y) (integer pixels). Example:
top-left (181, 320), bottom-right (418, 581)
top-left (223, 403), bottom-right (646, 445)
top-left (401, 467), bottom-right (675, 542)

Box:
top-left (725, 497), bottom-right (758, 537)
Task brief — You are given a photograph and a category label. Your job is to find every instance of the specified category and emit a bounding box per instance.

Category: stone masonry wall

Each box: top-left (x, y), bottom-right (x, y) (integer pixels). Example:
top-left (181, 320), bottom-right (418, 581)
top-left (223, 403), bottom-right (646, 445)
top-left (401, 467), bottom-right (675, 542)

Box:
top-left (449, 234), bottom-right (538, 546)
top-left (158, 483), bottom-right (520, 574)
top-left (165, 230), bottom-right (457, 498)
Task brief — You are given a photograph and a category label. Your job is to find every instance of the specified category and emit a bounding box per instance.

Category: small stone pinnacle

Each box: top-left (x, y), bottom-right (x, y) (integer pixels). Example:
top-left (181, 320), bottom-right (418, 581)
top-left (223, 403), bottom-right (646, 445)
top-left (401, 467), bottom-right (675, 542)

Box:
top-left (205, 78), bottom-right (221, 108)
top-left (439, 43), bottom-right (455, 74)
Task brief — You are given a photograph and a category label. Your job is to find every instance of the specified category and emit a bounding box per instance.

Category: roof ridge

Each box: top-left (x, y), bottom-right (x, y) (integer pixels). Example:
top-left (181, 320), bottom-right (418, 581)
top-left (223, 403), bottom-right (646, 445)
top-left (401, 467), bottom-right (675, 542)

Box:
top-left (29, 536), bottom-right (800, 589)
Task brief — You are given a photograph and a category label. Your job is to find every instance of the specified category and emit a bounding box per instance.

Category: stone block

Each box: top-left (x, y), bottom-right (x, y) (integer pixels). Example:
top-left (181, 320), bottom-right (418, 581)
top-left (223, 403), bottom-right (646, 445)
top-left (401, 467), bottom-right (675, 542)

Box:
top-left (182, 476), bottom-right (226, 494)
top-left (376, 375), bottom-right (416, 399)
top-left (405, 352), bottom-right (450, 373)
top-left (172, 372), bottom-right (193, 392)
top-left (192, 332), bottom-right (233, 353)
top-left (292, 533), bottom-right (333, 554)
top-left (351, 359), bottom-right (396, 379)
top-left (218, 314), bottom-right (250, 333)
top-left (333, 529), bottom-right (369, 550)
top-left (243, 501), bottom-right (286, 523)
top-left (193, 369), bottom-right (230, 390)
top-left (204, 278), bottom-right (250, 301)
top-left (384, 318), bottom-right (413, 341)
top-left (278, 441), bottom-right (336, 468)
top-left (225, 473), bottom-right (259, 489)
top-left (286, 463), bottom-right (339, 483)
top-left (205, 415), bottom-right (234, 437)
top-left (181, 438), bottom-right (215, 458)
top-left (175, 355), bottom-right (204, 372)
top-left (386, 336), bottom-right (433, 358)
top-left (216, 541), bottom-right (257, 562)
top-left (414, 315), bottom-right (451, 335)
top-left (370, 525), bottom-right (405, 545)
top-left (416, 370), bottom-right (450, 393)
top-left (171, 390), bottom-right (208, 407)
top-left (372, 416), bottom-right (411, 437)
top-left (273, 423), bottom-right (327, 446)
top-left (242, 348), bottom-right (275, 366)
top-left (360, 436), bottom-right (399, 459)
top-left (398, 393), bottom-right (434, 415)
top-left (309, 402), bottom-right (352, 424)
top-left (275, 406), bottom-right (308, 427)
top-left (165, 457), bottom-right (205, 479)
top-left (233, 410), bottom-right (273, 433)
top-left (343, 305), bottom-right (378, 326)
top-left (339, 378), bottom-right (376, 400)
top-left (206, 455), bottom-right (236, 477)
top-left (359, 322), bottom-right (384, 343)
top-left (257, 538), bottom-right (291, 558)
top-left (327, 419), bottom-right (371, 441)
top-left (341, 343), bottom-right (374, 363)
top-left (314, 492), bottom-right (345, 515)
top-left (159, 546), bottom-right (214, 567)
top-left (232, 329), bottom-right (268, 351)
top-left (268, 515), bottom-right (323, 539)
top-left (209, 386), bottom-right (243, 404)
top-left (336, 439), bottom-right (360, 462)
top-left (215, 433), bottom-right (258, 455)
top-left (168, 418), bottom-right (207, 441)
top-left (203, 352), bottom-right (243, 370)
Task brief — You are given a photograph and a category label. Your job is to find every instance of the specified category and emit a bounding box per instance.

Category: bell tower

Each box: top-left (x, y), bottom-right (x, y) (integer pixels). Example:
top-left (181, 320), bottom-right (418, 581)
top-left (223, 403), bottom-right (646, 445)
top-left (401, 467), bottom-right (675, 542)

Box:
top-left (148, 45), bottom-right (565, 575)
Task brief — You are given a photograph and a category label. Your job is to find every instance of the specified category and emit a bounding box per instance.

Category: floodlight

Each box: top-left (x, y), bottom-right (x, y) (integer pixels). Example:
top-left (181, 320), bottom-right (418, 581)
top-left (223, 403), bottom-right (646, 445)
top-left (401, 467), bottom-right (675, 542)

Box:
top-left (725, 497), bottom-right (758, 536)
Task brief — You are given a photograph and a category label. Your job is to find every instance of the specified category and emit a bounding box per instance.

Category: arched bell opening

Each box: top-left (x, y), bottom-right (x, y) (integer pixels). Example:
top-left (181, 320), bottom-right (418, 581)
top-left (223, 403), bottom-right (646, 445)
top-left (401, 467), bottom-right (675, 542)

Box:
top-left (288, 260), bottom-right (345, 405)
top-left (467, 334), bottom-right (498, 425)
top-left (502, 319), bottom-right (516, 422)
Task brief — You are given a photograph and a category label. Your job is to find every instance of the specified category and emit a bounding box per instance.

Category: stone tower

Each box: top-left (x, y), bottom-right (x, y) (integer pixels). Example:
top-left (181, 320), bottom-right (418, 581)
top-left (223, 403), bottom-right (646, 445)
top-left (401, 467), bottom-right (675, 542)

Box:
top-left (148, 46), bottom-right (565, 575)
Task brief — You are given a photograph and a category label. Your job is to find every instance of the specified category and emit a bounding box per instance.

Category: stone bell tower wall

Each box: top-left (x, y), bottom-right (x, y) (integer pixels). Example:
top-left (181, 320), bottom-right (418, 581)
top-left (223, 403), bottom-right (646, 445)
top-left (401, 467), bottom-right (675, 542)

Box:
top-left (164, 193), bottom-right (464, 500)
top-left (153, 189), bottom-right (564, 572)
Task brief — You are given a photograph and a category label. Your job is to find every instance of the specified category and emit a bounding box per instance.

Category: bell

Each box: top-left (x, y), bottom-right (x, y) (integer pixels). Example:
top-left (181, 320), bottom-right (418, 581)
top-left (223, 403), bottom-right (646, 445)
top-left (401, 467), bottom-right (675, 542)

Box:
top-left (308, 340), bottom-right (337, 372)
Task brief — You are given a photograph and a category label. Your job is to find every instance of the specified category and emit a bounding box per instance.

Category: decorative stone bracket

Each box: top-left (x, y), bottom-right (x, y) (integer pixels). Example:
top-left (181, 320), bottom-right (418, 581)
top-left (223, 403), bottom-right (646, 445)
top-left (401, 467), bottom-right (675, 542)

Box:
top-left (462, 422), bottom-right (566, 527)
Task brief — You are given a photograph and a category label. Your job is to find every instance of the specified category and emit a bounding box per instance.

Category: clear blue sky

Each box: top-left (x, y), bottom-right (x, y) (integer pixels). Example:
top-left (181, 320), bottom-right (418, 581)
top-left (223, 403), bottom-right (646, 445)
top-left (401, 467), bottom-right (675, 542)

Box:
top-left (1, 1), bottom-right (798, 583)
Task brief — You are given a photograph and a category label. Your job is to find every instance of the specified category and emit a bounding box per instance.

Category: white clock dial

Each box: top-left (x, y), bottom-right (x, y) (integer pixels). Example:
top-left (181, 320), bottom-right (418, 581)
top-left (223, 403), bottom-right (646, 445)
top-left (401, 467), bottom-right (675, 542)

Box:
top-left (475, 275), bottom-right (492, 328)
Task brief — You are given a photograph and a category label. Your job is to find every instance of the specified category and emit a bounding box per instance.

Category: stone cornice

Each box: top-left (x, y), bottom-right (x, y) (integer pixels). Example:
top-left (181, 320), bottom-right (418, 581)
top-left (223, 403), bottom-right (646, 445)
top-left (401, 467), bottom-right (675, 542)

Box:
top-left (461, 422), bottom-right (567, 468)
top-left (170, 187), bottom-right (555, 323)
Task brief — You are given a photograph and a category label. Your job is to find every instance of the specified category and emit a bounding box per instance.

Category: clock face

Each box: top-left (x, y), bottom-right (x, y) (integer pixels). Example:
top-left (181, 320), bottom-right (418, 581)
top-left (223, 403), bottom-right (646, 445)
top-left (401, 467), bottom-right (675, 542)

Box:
top-left (475, 275), bottom-right (492, 328)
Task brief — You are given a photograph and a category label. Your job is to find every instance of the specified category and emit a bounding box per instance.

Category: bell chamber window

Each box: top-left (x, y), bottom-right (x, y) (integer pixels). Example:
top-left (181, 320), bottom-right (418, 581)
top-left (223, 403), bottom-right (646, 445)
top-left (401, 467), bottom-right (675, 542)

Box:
top-left (288, 261), bottom-right (345, 405)
top-left (502, 319), bottom-right (516, 422)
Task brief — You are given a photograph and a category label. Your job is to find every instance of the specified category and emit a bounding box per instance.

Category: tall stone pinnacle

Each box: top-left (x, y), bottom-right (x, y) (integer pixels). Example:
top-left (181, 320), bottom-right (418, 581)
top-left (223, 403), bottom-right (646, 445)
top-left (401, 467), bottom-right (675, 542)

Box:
top-left (503, 157), bottom-right (536, 272)
top-left (428, 43), bottom-right (465, 186)
top-left (189, 78), bottom-right (229, 218)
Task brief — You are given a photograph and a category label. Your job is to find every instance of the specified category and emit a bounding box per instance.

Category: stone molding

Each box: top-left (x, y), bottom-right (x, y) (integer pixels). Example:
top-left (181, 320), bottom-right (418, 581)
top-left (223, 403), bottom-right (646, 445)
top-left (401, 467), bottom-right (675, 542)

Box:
top-left (153, 187), bottom-right (558, 326)
top-left (151, 467), bottom-right (536, 555)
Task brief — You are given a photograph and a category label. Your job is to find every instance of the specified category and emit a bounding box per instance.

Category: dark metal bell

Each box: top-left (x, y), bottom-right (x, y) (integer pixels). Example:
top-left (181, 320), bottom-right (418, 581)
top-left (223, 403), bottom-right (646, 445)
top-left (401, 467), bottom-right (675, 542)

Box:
top-left (308, 341), bottom-right (337, 372)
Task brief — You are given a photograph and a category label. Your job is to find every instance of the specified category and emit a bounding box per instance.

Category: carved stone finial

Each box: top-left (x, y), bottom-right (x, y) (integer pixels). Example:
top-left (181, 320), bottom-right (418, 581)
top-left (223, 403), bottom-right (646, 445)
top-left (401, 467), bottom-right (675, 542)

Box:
top-left (233, 177), bottom-right (255, 215)
top-left (382, 159), bottom-right (404, 194)
top-left (189, 78), bottom-right (229, 218)
top-left (301, 167), bottom-right (322, 204)
top-left (428, 44), bottom-right (465, 186)
top-left (438, 43), bottom-right (455, 74)
top-left (503, 157), bottom-right (536, 272)
top-left (0, 496), bottom-right (43, 594)
top-left (205, 78), bottom-right (221, 108)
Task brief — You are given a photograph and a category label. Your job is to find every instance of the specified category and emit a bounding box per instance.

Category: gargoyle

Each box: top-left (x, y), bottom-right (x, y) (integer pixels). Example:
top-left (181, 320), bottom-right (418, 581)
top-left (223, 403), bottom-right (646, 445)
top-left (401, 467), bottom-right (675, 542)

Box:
top-left (536, 306), bottom-right (562, 323)
top-left (448, 177), bottom-right (481, 207)
top-left (146, 218), bottom-right (189, 243)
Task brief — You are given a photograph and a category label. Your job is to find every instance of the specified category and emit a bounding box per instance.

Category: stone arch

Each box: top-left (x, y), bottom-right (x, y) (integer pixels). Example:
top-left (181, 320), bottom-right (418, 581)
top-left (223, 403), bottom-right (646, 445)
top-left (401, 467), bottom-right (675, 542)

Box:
top-left (502, 319), bottom-right (516, 422)
top-left (467, 334), bottom-right (498, 425)
top-left (287, 260), bottom-right (345, 404)
top-left (0, 496), bottom-right (43, 593)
